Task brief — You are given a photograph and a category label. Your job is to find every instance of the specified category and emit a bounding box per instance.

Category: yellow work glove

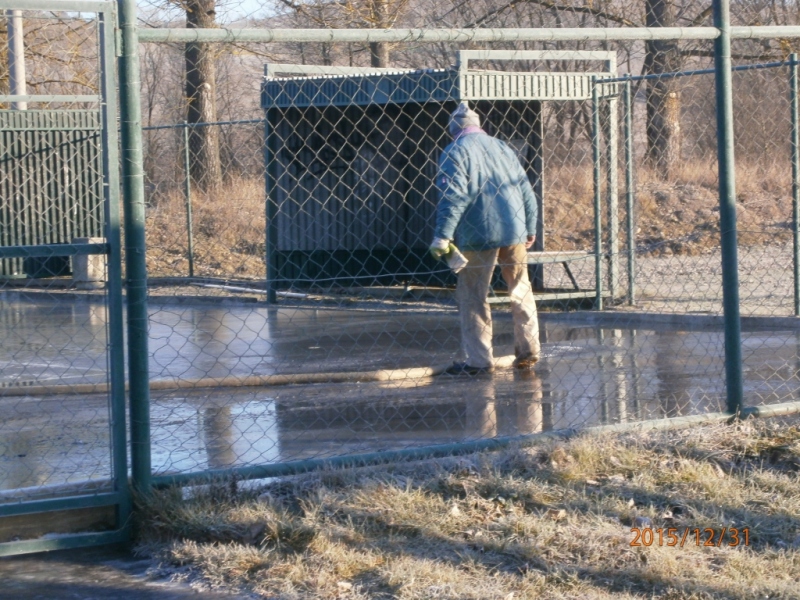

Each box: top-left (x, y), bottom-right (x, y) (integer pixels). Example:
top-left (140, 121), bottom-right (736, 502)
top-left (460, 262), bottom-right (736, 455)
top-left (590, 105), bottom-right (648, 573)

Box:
top-left (429, 237), bottom-right (451, 261)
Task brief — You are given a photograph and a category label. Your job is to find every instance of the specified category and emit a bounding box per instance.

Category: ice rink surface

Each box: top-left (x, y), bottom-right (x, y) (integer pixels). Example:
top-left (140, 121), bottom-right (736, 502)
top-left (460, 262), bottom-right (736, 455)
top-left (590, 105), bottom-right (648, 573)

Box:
top-left (2, 294), bottom-right (799, 494)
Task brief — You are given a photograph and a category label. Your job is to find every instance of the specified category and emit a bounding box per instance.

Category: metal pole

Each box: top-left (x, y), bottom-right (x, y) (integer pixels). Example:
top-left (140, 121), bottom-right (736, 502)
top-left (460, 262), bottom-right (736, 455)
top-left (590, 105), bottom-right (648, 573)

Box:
top-left (182, 122), bottom-right (195, 278)
top-left (7, 10), bottom-right (27, 110)
top-left (624, 77), bottom-right (636, 305)
top-left (99, 7), bottom-right (131, 537)
top-left (713, 0), bottom-right (744, 415)
top-left (118, 0), bottom-right (152, 490)
top-left (592, 77), bottom-right (604, 310)
top-left (790, 53), bottom-right (800, 316)
top-left (264, 114), bottom-right (278, 304)
top-left (604, 89), bottom-right (620, 301)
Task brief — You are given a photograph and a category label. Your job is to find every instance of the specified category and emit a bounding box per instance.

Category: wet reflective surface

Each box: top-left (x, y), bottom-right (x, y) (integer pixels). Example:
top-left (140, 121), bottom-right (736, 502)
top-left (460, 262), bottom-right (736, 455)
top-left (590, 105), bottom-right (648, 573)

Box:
top-left (2, 294), bottom-right (800, 493)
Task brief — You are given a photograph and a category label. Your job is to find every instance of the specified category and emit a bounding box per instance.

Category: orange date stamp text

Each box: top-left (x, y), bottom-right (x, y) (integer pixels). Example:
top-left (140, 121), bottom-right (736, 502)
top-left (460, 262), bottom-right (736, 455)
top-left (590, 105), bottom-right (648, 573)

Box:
top-left (630, 527), bottom-right (750, 548)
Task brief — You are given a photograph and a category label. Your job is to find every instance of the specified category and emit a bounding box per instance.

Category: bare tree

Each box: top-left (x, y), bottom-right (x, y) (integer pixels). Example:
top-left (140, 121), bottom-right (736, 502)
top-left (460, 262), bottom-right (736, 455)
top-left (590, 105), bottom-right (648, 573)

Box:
top-left (0, 20), bottom-right (8, 98)
top-left (272, 0), bottom-right (412, 67)
top-left (367, 0), bottom-right (390, 67)
top-left (185, 0), bottom-right (222, 190)
top-left (645, 0), bottom-right (683, 178)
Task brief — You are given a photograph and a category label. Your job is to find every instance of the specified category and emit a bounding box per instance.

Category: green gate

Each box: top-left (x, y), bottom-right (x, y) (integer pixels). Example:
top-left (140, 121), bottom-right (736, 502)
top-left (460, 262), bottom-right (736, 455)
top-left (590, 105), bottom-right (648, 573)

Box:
top-left (0, 0), bottom-right (129, 555)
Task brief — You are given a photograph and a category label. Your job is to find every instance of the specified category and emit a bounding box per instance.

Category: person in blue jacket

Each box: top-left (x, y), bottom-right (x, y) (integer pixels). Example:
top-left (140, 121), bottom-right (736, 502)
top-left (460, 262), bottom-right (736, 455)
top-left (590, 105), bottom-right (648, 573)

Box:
top-left (430, 102), bottom-right (541, 375)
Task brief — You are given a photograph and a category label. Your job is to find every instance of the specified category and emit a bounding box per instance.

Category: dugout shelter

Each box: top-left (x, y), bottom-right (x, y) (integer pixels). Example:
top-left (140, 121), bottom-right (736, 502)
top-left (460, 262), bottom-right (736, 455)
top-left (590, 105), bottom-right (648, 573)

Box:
top-left (260, 50), bottom-right (618, 303)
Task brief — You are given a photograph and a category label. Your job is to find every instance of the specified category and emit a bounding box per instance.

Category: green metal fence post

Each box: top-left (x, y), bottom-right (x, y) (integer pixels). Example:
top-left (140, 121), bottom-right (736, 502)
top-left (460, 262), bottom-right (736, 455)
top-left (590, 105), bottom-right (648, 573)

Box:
top-left (182, 121), bottom-right (195, 278)
top-left (604, 85), bottom-right (620, 302)
top-left (790, 53), bottom-right (800, 316)
top-left (99, 4), bottom-right (131, 536)
top-left (713, 0), bottom-right (744, 415)
top-left (118, 0), bottom-right (152, 490)
top-left (264, 112), bottom-right (278, 304)
top-left (592, 77), bottom-right (604, 311)
top-left (624, 76), bottom-right (636, 306)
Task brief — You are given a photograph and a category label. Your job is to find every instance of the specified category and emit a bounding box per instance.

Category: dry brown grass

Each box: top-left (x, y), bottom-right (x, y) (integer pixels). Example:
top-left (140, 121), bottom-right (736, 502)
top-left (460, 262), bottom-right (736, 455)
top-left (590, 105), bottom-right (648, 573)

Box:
top-left (136, 418), bottom-right (800, 599)
top-left (545, 159), bottom-right (792, 257)
top-left (145, 178), bottom-right (266, 279)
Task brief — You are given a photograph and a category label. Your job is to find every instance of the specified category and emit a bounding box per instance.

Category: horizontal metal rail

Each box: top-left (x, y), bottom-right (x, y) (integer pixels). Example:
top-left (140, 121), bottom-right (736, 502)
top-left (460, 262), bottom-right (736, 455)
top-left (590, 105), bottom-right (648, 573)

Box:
top-left (0, 243), bottom-right (108, 259)
top-left (142, 118), bottom-right (264, 131)
top-left (733, 26), bottom-right (800, 38)
top-left (0, 95), bottom-right (100, 103)
top-left (137, 27), bottom-right (721, 44)
top-left (152, 400), bottom-right (800, 488)
top-left (0, 492), bottom-right (121, 518)
top-left (0, 0), bottom-right (110, 12)
top-left (603, 60), bottom-right (790, 83)
top-left (135, 26), bottom-right (800, 44)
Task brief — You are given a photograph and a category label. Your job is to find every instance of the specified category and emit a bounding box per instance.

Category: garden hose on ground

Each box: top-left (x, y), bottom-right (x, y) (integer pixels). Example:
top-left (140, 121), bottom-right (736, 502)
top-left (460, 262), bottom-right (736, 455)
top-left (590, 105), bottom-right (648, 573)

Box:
top-left (0, 355), bottom-right (518, 398)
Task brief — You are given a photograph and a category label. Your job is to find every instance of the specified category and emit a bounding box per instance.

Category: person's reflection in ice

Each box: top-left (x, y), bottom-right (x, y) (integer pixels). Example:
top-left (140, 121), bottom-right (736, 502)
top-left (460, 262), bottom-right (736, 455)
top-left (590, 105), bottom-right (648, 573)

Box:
top-left (191, 309), bottom-right (234, 380)
top-left (465, 375), bottom-right (498, 439)
top-left (510, 369), bottom-right (546, 435)
top-left (202, 405), bottom-right (237, 469)
top-left (655, 331), bottom-right (693, 417)
top-left (464, 371), bottom-right (549, 441)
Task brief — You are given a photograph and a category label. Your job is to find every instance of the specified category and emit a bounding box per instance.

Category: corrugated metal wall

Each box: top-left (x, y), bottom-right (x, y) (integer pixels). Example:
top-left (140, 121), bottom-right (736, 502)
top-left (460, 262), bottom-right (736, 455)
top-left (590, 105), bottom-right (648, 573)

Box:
top-left (265, 100), bottom-right (542, 287)
top-left (0, 110), bottom-right (104, 277)
top-left (267, 102), bottom-right (453, 286)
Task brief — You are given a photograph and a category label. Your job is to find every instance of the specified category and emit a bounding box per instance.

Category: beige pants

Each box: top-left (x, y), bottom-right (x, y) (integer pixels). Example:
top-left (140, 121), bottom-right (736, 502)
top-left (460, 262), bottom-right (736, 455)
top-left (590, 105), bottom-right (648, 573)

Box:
top-left (456, 244), bottom-right (540, 369)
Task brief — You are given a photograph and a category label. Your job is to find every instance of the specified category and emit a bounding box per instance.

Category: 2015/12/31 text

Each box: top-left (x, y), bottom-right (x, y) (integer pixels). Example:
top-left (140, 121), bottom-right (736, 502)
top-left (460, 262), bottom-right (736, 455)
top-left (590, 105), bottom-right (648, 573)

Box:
top-left (630, 527), bottom-right (750, 547)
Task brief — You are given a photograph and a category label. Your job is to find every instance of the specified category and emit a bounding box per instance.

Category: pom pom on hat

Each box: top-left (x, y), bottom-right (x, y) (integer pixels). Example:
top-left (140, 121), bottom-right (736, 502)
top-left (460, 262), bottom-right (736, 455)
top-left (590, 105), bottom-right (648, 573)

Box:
top-left (449, 102), bottom-right (481, 136)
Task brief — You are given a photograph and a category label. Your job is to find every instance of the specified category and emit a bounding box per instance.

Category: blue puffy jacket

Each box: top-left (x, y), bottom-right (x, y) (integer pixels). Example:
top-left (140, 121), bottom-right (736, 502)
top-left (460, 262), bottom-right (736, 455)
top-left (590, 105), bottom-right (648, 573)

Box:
top-left (434, 131), bottom-right (538, 252)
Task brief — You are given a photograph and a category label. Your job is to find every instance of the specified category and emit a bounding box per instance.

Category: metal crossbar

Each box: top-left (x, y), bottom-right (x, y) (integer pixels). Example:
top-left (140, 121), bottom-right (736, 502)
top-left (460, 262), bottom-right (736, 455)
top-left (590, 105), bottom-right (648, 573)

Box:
top-left (135, 25), bottom-right (800, 44)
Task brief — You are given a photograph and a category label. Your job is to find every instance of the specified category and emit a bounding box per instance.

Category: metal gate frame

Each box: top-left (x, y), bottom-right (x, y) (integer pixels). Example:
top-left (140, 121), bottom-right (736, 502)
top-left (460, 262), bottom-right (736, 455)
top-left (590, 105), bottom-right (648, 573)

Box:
top-left (0, 0), bottom-right (129, 555)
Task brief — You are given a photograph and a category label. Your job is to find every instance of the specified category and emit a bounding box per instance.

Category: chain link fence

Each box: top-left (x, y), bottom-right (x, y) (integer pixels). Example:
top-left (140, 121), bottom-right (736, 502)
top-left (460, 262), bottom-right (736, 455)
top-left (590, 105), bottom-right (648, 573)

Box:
top-left (729, 40), bottom-right (800, 409)
top-left (133, 35), bottom-right (800, 483)
top-left (4, 11), bottom-right (800, 513)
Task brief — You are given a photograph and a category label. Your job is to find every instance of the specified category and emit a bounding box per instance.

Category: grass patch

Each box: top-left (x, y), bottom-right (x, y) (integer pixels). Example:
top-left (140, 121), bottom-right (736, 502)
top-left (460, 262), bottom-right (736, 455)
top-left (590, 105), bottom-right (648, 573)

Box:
top-left (545, 159), bottom-right (791, 257)
top-left (145, 177), bottom-right (266, 279)
top-left (136, 419), bottom-right (800, 599)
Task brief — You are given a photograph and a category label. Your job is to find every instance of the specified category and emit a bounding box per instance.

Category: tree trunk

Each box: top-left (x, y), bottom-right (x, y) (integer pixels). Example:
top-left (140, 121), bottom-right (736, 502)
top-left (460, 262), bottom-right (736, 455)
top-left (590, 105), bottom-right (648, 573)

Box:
top-left (369, 0), bottom-right (390, 67)
top-left (369, 41), bottom-right (390, 67)
top-left (185, 0), bottom-right (222, 191)
top-left (645, 0), bottom-right (682, 179)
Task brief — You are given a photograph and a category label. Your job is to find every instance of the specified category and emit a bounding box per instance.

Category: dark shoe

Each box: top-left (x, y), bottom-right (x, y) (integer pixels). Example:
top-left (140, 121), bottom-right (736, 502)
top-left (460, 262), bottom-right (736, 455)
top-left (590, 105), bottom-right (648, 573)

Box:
top-left (513, 354), bottom-right (539, 370)
top-left (444, 362), bottom-right (493, 375)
